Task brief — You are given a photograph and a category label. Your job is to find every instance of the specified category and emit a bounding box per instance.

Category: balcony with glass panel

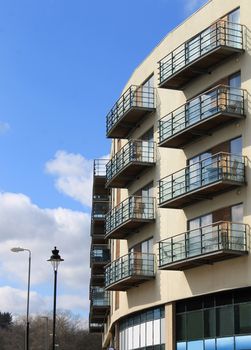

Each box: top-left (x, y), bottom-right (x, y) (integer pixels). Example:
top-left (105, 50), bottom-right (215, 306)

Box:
top-left (106, 140), bottom-right (156, 188)
top-left (159, 153), bottom-right (246, 209)
top-left (106, 85), bottom-right (156, 138)
top-left (159, 86), bottom-right (245, 148)
top-left (105, 252), bottom-right (156, 291)
top-left (93, 159), bottom-right (108, 186)
top-left (90, 287), bottom-right (110, 320)
top-left (159, 221), bottom-right (248, 270)
top-left (89, 320), bottom-right (104, 333)
top-left (90, 245), bottom-right (110, 271)
top-left (105, 196), bottom-right (155, 239)
top-left (158, 20), bottom-right (244, 89)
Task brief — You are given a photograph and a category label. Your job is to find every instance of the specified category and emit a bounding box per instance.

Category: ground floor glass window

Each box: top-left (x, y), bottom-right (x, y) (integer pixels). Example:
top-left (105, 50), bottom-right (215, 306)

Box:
top-left (176, 288), bottom-right (251, 350)
top-left (119, 306), bottom-right (165, 350)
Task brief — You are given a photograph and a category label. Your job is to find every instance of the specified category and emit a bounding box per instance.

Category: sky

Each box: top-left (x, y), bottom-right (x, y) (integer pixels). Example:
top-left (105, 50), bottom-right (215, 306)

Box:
top-left (0, 0), bottom-right (208, 325)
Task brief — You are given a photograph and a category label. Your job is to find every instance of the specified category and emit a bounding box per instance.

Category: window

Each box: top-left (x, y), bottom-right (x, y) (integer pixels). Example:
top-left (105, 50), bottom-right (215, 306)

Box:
top-left (176, 288), bottom-right (251, 350)
top-left (119, 307), bottom-right (165, 350)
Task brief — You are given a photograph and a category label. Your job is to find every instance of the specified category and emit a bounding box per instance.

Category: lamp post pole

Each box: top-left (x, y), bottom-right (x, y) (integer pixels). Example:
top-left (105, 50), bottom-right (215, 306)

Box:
top-left (11, 247), bottom-right (31, 350)
top-left (47, 247), bottom-right (64, 350)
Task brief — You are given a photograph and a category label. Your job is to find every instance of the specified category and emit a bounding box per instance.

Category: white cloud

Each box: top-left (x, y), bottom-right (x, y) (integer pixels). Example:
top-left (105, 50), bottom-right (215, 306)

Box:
top-left (0, 121), bottom-right (10, 134)
top-left (0, 192), bottom-right (91, 317)
top-left (45, 150), bottom-right (93, 207)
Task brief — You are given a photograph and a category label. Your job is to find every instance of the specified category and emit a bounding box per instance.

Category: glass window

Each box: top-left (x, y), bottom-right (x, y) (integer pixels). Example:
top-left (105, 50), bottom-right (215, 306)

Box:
top-left (235, 335), bottom-right (251, 350)
top-left (177, 343), bottom-right (187, 350)
top-left (228, 8), bottom-right (240, 23)
top-left (216, 337), bottom-right (234, 350)
top-left (187, 311), bottom-right (203, 340)
top-left (204, 339), bottom-right (216, 350)
top-left (177, 314), bottom-right (186, 341)
top-left (216, 306), bottom-right (234, 336)
top-left (235, 303), bottom-right (251, 334)
top-left (204, 309), bottom-right (216, 338)
top-left (229, 72), bottom-right (241, 88)
top-left (230, 137), bottom-right (242, 155)
top-left (187, 340), bottom-right (204, 350)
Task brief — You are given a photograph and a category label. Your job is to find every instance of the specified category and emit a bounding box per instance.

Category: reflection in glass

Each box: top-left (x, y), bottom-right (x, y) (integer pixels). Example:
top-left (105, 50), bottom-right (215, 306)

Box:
top-left (177, 342), bottom-right (187, 350)
top-left (205, 339), bottom-right (216, 350)
top-left (216, 337), bottom-right (234, 350)
top-left (235, 335), bottom-right (251, 350)
top-left (187, 340), bottom-right (204, 350)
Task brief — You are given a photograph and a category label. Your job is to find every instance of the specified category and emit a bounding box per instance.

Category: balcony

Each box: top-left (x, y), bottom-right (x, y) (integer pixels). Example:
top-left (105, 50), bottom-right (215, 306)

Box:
top-left (90, 245), bottom-right (110, 271)
top-left (158, 20), bottom-right (244, 89)
top-left (105, 196), bottom-right (155, 239)
top-left (105, 252), bottom-right (155, 291)
top-left (106, 140), bottom-right (156, 188)
top-left (93, 159), bottom-right (108, 186)
top-left (159, 153), bottom-right (246, 209)
top-left (92, 202), bottom-right (110, 222)
top-left (90, 270), bottom-right (105, 287)
top-left (90, 287), bottom-right (110, 320)
top-left (106, 85), bottom-right (156, 138)
top-left (91, 223), bottom-right (106, 244)
top-left (159, 86), bottom-right (245, 148)
top-left (159, 221), bottom-right (248, 270)
top-left (89, 321), bottom-right (104, 333)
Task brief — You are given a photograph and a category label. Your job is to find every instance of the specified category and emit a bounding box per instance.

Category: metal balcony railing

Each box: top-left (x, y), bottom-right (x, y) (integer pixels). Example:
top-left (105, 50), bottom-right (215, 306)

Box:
top-left (105, 196), bottom-right (155, 238)
top-left (158, 20), bottom-right (244, 89)
top-left (90, 287), bottom-right (110, 307)
top-left (159, 221), bottom-right (248, 270)
top-left (105, 252), bottom-right (155, 290)
top-left (106, 85), bottom-right (155, 138)
top-left (159, 86), bottom-right (245, 148)
top-left (90, 245), bottom-right (110, 264)
top-left (94, 159), bottom-right (109, 177)
top-left (106, 140), bottom-right (156, 187)
top-left (159, 153), bottom-right (246, 208)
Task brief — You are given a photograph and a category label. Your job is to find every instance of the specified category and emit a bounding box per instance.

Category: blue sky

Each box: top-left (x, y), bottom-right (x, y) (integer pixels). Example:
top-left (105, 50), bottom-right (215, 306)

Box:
top-left (0, 0), bottom-right (207, 321)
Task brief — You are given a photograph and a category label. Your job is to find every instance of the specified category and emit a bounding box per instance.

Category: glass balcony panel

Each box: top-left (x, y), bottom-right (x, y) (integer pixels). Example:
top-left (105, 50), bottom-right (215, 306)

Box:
top-left (91, 246), bottom-right (110, 264)
top-left (159, 153), bottom-right (246, 208)
top-left (158, 21), bottom-right (244, 89)
top-left (106, 140), bottom-right (156, 187)
top-left (92, 202), bottom-right (109, 219)
top-left (158, 222), bottom-right (248, 270)
top-left (105, 252), bottom-right (155, 290)
top-left (158, 86), bottom-right (245, 148)
top-left (106, 85), bottom-right (155, 138)
top-left (105, 196), bottom-right (155, 238)
top-left (91, 287), bottom-right (110, 307)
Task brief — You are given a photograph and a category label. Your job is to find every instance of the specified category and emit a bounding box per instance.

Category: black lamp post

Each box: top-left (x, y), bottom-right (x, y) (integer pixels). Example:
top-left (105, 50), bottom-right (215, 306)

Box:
top-left (47, 247), bottom-right (64, 350)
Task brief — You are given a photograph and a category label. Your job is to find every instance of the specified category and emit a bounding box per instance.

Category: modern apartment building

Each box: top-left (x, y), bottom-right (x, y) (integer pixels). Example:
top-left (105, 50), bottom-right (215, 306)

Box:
top-left (89, 1), bottom-right (251, 349)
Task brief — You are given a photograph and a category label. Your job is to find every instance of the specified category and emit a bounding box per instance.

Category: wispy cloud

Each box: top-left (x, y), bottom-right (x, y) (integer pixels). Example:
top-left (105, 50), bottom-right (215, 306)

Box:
top-left (0, 121), bottom-right (10, 134)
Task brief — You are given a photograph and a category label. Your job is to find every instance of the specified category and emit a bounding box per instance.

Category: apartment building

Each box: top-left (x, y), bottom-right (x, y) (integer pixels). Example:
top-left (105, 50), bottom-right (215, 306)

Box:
top-left (89, 0), bottom-right (251, 349)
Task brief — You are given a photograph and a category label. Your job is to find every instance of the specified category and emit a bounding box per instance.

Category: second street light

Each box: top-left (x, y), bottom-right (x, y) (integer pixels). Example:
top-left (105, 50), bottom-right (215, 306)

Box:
top-left (48, 247), bottom-right (64, 350)
top-left (11, 247), bottom-right (31, 350)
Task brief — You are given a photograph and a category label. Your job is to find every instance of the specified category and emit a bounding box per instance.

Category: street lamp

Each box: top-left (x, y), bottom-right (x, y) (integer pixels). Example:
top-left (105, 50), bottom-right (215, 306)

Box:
top-left (47, 247), bottom-right (64, 350)
top-left (11, 247), bottom-right (31, 350)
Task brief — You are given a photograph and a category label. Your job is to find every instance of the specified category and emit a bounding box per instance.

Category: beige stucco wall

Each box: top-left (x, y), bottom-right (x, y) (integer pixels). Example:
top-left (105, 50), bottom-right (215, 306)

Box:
top-left (103, 0), bottom-right (251, 347)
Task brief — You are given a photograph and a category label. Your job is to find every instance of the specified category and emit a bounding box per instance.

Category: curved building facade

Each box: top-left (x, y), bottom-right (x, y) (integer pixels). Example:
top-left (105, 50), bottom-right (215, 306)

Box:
top-left (89, 1), bottom-right (251, 349)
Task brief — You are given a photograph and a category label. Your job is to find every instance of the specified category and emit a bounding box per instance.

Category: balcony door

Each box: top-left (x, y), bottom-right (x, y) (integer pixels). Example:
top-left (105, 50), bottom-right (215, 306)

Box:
top-left (231, 203), bottom-right (244, 250)
top-left (187, 151), bottom-right (212, 192)
top-left (141, 128), bottom-right (154, 162)
top-left (187, 214), bottom-right (212, 257)
top-left (133, 183), bottom-right (153, 220)
top-left (130, 238), bottom-right (153, 275)
top-left (227, 8), bottom-right (241, 48)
